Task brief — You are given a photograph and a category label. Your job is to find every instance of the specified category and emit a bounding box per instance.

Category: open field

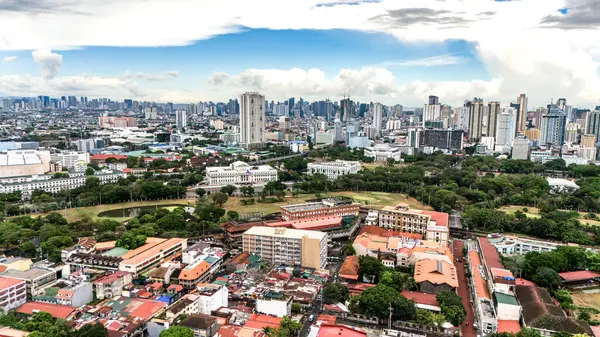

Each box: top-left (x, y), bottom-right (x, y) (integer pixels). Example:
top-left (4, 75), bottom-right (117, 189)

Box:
top-left (499, 205), bottom-right (600, 226)
top-left (361, 162), bottom-right (406, 170)
top-left (572, 291), bottom-right (600, 319)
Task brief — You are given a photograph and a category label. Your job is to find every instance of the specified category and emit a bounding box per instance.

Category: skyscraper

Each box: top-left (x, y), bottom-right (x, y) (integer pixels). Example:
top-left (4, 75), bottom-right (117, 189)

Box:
top-left (517, 94), bottom-right (528, 133)
top-left (176, 110), bottom-right (187, 130)
top-left (340, 98), bottom-right (353, 122)
top-left (468, 98), bottom-right (484, 141)
top-left (540, 104), bottom-right (567, 148)
top-left (487, 101), bottom-right (500, 138)
top-left (372, 102), bottom-right (383, 137)
top-left (586, 110), bottom-right (600, 142)
top-left (494, 108), bottom-right (517, 153)
top-left (423, 95), bottom-right (441, 127)
top-left (240, 92), bottom-right (266, 149)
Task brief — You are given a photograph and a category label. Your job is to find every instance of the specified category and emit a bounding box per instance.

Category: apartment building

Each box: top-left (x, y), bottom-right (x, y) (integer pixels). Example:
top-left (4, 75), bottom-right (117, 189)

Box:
top-left (378, 204), bottom-right (449, 244)
top-left (0, 268), bottom-right (57, 299)
top-left (243, 226), bottom-right (328, 270)
top-left (307, 160), bottom-right (361, 180)
top-left (280, 198), bottom-right (360, 221)
top-left (179, 261), bottom-right (211, 290)
top-left (197, 284), bottom-right (229, 315)
top-left (49, 152), bottom-right (90, 170)
top-left (0, 277), bottom-right (26, 313)
top-left (93, 271), bottom-right (133, 300)
top-left (204, 161), bottom-right (277, 187)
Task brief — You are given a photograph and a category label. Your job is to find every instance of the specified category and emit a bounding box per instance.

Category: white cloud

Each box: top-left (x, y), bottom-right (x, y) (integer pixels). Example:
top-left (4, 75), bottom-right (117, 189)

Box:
top-left (31, 49), bottom-right (63, 80)
top-left (0, 0), bottom-right (598, 106)
top-left (383, 54), bottom-right (467, 67)
top-left (122, 70), bottom-right (179, 81)
top-left (1, 56), bottom-right (17, 62)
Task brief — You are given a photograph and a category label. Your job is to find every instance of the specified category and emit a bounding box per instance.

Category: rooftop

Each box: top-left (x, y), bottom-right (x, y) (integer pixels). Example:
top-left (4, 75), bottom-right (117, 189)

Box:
top-left (414, 259), bottom-right (458, 288)
top-left (179, 314), bottom-right (217, 330)
top-left (0, 276), bottom-right (24, 289)
top-left (559, 270), bottom-right (600, 282)
top-left (494, 292), bottom-right (519, 306)
top-left (244, 226), bottom-right (328, 241)
top-left (280, 198), bottom-right (358, 212)
top-left (497, 320), bottom-right (521, 334)
top-left (122, 238), bottom-right (186, 266)
top-left (0, 267), bottom-right (54, 280)
top-left (478, 237), bottom-right (504, 270)
top-left (16, 302), bottom-right (76, 319)
top-left (265, 217), bottom-right (343, 231)
top-left (317, 325), bottom-right (367, 337)
top-left (339, 256), bottom-right (359, 280)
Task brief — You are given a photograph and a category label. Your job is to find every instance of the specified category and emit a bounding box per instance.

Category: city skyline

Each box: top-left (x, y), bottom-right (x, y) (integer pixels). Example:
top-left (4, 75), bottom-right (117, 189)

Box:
top-left (0, 0), bottom-right (599, 107)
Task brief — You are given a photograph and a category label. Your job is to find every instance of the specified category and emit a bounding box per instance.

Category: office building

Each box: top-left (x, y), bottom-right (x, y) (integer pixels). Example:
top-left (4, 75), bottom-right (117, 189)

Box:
top-left (494, 108), bottom-right (517, 153)
top-left (423, 96), bottom-right (442, 127)
top-left (0, 277), bottom-right (26, 313)
top-left (280, 198), bottom-right (360, 221)
top-left (279, 116), bottom-right (290, 131)
top-left (523, 128), bottom-right (540, 141)
top-left (74, 139), bottom-right (102, 153)
top-left (340, 98), bottom-right (353, 122)
top-left (468, 98), bottom-right (484, 141)
top-left (540, 104), bottom-right (567, 148)
top-left (274, 103), bottom-right (289, 116)
top-left (372, 102), bottom-right (383, 136)
top-left (421, 129), bottom-right (463, 151)
top-left (144, 107), bottom-right (158, 119)
top-left (176, 110), bottom-right (187, 130)
top-left (565, 123), bottom-right (580, 144)
top-left (586, 110), bottom-right (600, 142)
top-left (487, 101), bottom-right (500, 138)
top-left (240, 92), bottom-right (266, 149)
top-left (0, 150), bottom-right (51, 178)
top-left (511, 137), bottom-right (529, 160)
top-left (533, 107), bottom-right (546, 130)
top-left (307, 160), bottom-right (361, 180)
top-left (377, 204), bottom-right (449, 244)
top-left (517, 94), bottom-right (528, 133)
top-left (204, 161), bottom-right (277, 187)
top-left (243, 226), bottom-right (328, 269)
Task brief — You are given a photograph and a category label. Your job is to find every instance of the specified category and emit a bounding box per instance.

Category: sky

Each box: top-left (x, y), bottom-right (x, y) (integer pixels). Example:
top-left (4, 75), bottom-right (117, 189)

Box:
top-left (0, 0), bottom-right (599, 108)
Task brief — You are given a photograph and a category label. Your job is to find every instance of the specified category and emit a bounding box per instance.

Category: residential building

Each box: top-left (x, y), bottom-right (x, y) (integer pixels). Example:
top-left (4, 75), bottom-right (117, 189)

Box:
top-left (16, 302), bottom-right (76, 320)
top-left (179, 261), bottom-right (211, 290)
top-left (280, 198), bottom-right (360, 221)
top-left (579, 134), bottom-right (597, 161)
top-left (511, 137), bottom-right (529, 160)
top-left (377, 204), bottom-right (449, 244)
top-left (33, 280), bottom-right (93, 307)
top-left (0, 268), bottom-right (57, 299)
top-left (74, 138), bottom-right (103, 153)
top-left (98, 116), bottom-right (137, 128)
top-left (414, 259), bottom-right (458, 294)
top-left (92, 271), bottom-right (133, 300)
top-left (586, 110), bottom-right (600, 142)
top-left (0, 150), bottom-right (51, 178)
top-left (495, 108), bottom-right (517, 153)
top-left (517, 94), bottom-right (528, 133)
top-left (364, 144), bottom-right (402, 162)
top-left (423, 96), bottom-right (441, 127)
top-left (373, 102), bottom-right (383, 136)
top-left (487, 101), bottom-right (500, 138)
top-left (179, 314), bottom-right (219, 337)
top-left (540, 104), bottom-right (567, 148)
top-left (197, 284), bottom-right (229, 315)
top-left (421, 129), bottom-right (463, 151)
top-left (204, 161), bottom-right (277, 187)
top-left (0, 327), bottom-right (30, 337)
top-left (0, 257), bottom-right (33, 272)
top-left (255, 291), bottom-right (292, 318)
top-left (49, 152), bottom-right (90, 170)
top-left (468, 98), bottom-right (484, 141)
top-left (307, 160), bottom-right (361, 180)
top-left (177, 110), bottom-right (187, 130)
top-left (243, 226), bottom-right (328, 269)
top-left (0, 277), bottom-right (26, 313)
top-left (240, 92), bottom-right (266, 149)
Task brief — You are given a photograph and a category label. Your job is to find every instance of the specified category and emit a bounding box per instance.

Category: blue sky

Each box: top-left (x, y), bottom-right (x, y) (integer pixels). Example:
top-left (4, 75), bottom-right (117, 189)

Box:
top-left (0, 0), bottom-right (597, 107)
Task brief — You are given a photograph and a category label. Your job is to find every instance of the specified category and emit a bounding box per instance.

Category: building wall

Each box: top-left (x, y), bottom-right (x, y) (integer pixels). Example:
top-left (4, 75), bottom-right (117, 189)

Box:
top-left (255, 298), bottom-right (292, 318)
top-left (281, 203), bottom-right (360, 221)
top-left (301, 235), bottom-right (327, 270)
top-left (0, 279), bottom-right (26, 313)
top-left (198, 286), bottom-right (228, 315)
top-left (71, 282), bottom-right (94, 307)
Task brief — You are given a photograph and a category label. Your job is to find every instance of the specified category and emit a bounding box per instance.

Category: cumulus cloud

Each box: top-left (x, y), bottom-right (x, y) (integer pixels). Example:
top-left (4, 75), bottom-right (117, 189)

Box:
top-left (383, 54), bottom-right (467, 67)
top-left (122, 70), bottom-right (179, 81)
top-left (31, 49), bottom-right (63, 80)
top-left (1, 56), bottom-right (17, 62)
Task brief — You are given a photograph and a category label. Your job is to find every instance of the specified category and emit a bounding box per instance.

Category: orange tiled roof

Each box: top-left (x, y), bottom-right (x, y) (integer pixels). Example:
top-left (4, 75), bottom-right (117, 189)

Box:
top-left (339, 256), bottom-right (359, 280)
top-left (468, 250), bottom-right (491, 299)
top-left (179, 260), bottom-right (211, 281)
top-left (497, 320), bottom-right (521, 333)
top-left (414, 259), bottom-right (458, 288)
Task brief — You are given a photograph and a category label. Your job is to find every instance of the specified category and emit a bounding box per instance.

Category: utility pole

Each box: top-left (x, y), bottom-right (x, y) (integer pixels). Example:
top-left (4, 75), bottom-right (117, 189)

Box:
top-left (388, 302), bottom-right (393, 330)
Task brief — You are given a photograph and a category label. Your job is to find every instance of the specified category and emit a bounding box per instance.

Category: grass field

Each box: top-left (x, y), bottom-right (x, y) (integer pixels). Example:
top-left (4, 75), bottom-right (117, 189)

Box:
top-left (499, 205), bottom-right (600, 226)
top-left (572, 291), bottom-right (600, 319)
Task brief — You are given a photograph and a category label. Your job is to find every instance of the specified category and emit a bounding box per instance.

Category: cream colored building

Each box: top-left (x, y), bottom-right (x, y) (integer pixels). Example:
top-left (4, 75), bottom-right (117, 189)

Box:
top-left (242, 226), bottom-right (328, 269)
top-left (378, 204), bottom-right (449, 245)
top-left (0, 150), bottom-right (51, 178)
top-left (0, 257), bottom-right (33, 272)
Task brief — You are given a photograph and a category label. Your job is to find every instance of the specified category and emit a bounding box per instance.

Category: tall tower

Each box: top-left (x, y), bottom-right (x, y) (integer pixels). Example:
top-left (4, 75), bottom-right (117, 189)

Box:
top-left (240, 92), bottom-right (266, 149)
top-left (468, 98), bottom-right (484, 141)
top-left (176, 110), bottom-right (187, 130)
top-left (373, 102), bottom-right (383, 137)
top-left (487, 101), bottom-right (500, 138)
top-left (423, 95), bottom-right (441, 127)
top-left (517, 94), bottom-right (528, 133)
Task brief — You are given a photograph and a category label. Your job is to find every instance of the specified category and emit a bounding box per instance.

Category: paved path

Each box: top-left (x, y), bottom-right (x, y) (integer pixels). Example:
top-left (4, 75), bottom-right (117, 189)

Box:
top-left (452, 240), bottom-right (477, 337)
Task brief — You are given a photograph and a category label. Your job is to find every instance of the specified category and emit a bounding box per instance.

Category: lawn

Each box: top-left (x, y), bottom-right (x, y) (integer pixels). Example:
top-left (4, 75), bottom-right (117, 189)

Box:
top-left (499, 205), bottom-right (600, 226)
top-left (572, 291), bottom-right (600, 320)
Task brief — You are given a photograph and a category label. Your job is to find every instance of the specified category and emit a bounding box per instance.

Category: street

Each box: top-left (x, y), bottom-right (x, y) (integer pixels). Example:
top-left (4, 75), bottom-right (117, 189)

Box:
top-left (452, 240), bottom-right (476, 337)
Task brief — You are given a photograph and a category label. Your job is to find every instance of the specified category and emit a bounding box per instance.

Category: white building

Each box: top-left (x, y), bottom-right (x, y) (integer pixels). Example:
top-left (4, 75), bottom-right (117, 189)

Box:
top-left (255, 292), bottom-right (292, 318)
top-left (204, 161), bottom-right (277, 187)
top-left (486, 234), bottom-right (562, 256)
top-left (511, 137), bottom-right (529, 160)
top-left (547, 177), bottom-right (579, 193)
top-left (0, 150), bottom-right (51, 178)
top-left (243, 226), bottom-right (328, 270)
top-left (92, 271), bottom-right (133, 300)
top-left (373, 103), bottom-right (383, 136)
top-left (176, 110), bottom-right (187, 130)
top-left (494, 108), bottom-right (517, 153)
top-left (364, 144), bottom-right (402, 162)
top-left (50, 152), bottom-right (90, 170)
top-left (423, 104), bottom-right (441, 126)
top-left (197, 284), bottom-right (228, 315)
top-left (240, 92), bottom-right (266, 149)
top-left (0, 277), bottom-right (26, 313)
top-left (74, 139), bottom-right (101, 153)
top-left (307, 160), bottom-right (361, 180)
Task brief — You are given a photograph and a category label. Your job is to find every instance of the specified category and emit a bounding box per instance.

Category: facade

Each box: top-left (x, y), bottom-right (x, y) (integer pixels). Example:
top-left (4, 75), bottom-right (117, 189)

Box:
top-left (307, 160), bottom-right (361, 180)
top-left (517, 94), bottom-right (528, 133)
top-left (0, 268), bottom-right (57, 299)
top-left (197, 284), bottom-right (229, 315)
top-left (243, 226), bottom-right (328, 269)
top-left (494, 108), bottom-right (517, 153)
top-left (0, 277), bottom-right (26, 313)
top-left (423, 96), bottom-right (441, 127)
top-left (50, 152), bottom-right (90, 170)
top-left (487, 101), bottom-right (500, 138)
top-left (378, 205), bottom-right (449, 244)
top-left (0, 169), bottom-right (126, 199)
top-left (511, 137), bottom-right (529, 160)
top-left (93, 271), bottom-right (133, 300)
top-left (364, 144), bottom-right (402, 162)
top-left (179, 261), bottom-right (211, 290)
top-left (176, 110), bottom-right (187, 130)
top-left (255, 291), bottom-right (292, 318)
top-left (240, 92), bottom-right (266, 149)
top-left (280, 199), bottom-right (360, 221)
top-left (421, 129), bottom-right (463, 151)
top-left (540, 105), bottom-right (567, 147)
top-left (98, 116), bottom-right (137, 128)
top-left (119, 238), bottom-right (187, 275)
top-left (586, 110), bottom-right (600, 142)
top-left (204, 161), bottom-right (277, 187)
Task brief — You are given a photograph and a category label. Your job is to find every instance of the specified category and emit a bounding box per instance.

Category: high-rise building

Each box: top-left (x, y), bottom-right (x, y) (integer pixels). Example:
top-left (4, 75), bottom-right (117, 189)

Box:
top-left (540, 104), bottom-right (567, 148)
top-left (494, 108), bottom-right (517, 153)
top-left (372, 103), bottom-right (383, 137)
top-left (423, 96), bottom-right (442, 127)
top-left (240, 92), bottom-right (266, 149)
top-left (487, 101), bottom-right (500, 138)
top-left (421, 129), bottom-right (463, 151)
top-left (565, 123), bottom-right (580, 144)
top-left (468, 98), bottom-right (484, 141)
top-left (586, 110), bottom-right (600, 142)
top-left (512, 137), bottom-right (529, 160)
top-left (534, 107), bottom-right (546, 130)
top-left (279, 116), bottom-right (290, 131)
top-left (340, 98), bottom-right (353, 122)
top-left (581, 134), bottom-right (596, 148)
top-left (176, 110), bottom-right (187, 130)
top-left (579, 134), bottom-right (597, 161)
top-left (517, 94), bottom-right (528, 133)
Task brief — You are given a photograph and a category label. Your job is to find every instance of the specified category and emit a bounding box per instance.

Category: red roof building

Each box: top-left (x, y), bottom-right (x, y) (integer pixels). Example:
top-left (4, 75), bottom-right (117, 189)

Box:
top-left (16, 302), bottom-right (76, 319)
top-left (478, 237), bottom-right (504, 270)
top-left (401, 291), bottom-right (440, 310)
top-left (498, 320), bottom-right (521, 333)
top-left (244, 314), bottom-right (282, 330)
top-left (317, 325), bottom-right (367, 337)
top-left (559, 270), bottom-right (600, 282)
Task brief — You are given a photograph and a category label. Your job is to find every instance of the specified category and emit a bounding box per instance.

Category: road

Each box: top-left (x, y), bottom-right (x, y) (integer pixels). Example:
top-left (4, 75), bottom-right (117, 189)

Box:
top-left (452, 240), bottom-right (477, 337)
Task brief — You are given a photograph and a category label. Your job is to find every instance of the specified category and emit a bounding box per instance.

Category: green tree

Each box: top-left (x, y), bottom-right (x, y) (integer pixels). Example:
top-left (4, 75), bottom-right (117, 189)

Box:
top-left (211, 192), bottom-right (229, 207)
top-left (555, 289), bottom-right (573, 308)
top-left (379, 270), bottom-right (415, 291)
top-left (116, 232), bottom-right (147, 249)
top-left (358, 256), bottom-right (383, 283)
top-left (195, 204), bottom-right (226, 222)
top-left (533, 267), bottom-right (562, 291)
top-left (415, 309), bottom-right (434, 325)
top-left (436, 292), bottom-right (466, 326)
top-left (274, 190), bottom-right (286, 201)
top-left (195, 188), bottom-right (206, 198)
top-left (85, 167), bottom-right (95, 176)
top-left (349, 284), bottom-right (416, 321)
top-left (240, 186), bottom-right (255, 197)
top-left (159, 326), bottom-right (194, 337)
top-left (74, 323), bottom-right (109, 337)
top-left (323, 283), bottom-right (349, 304)
top-left (516, 328), bottom-right (542, 337)
top-left (227, 210), bottom-right (240, 220)
top-left (220, 185), bottom-right (237, 196)
top-left (291, 303), bottom-right (302, 314)
top-left (344, 244), bottom-right (356, 256)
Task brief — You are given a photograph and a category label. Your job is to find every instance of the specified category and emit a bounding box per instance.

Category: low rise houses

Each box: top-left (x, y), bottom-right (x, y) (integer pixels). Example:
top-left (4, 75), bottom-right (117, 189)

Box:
top-left (92, 271), bottom-right (133, 300)
top-left (280, 198), bottom-right (360, 221)
top-left (197, 284), bottom-right (229, 315)
top-left (307, 160), bottom-right (361, 180)
top-left (243, 226), bottom-right (328, 269)
top-left (0, 267), bottom-right (58, 299)
top-left (179, 314), bottom-right (219, 337)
